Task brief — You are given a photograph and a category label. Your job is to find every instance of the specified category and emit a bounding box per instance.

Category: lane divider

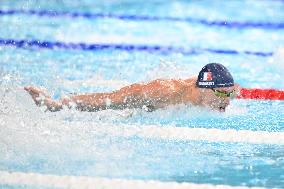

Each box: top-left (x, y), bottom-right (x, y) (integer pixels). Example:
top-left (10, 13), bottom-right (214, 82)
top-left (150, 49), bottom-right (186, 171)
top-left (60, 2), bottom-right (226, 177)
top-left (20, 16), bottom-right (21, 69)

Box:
top-left (0, 38), bottom-right (273, 57)
top-left (0, 9), bottom-right (284, 30)
top-left (238, 88), bottom-right (284, 100)
top-left (0, 171), bottom-right (266, 189)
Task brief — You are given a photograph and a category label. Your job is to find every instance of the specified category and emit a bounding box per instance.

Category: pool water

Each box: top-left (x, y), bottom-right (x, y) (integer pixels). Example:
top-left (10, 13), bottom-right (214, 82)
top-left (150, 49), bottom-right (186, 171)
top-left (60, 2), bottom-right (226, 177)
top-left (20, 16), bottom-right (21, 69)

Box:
top-left (0, 0), bottom-right (284, 188)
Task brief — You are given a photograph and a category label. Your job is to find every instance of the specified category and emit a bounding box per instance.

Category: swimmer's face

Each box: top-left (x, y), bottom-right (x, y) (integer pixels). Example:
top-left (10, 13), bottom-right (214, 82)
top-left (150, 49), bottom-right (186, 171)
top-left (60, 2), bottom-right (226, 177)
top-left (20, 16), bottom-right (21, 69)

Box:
top-left (200, 86), bottom-right (236, 112)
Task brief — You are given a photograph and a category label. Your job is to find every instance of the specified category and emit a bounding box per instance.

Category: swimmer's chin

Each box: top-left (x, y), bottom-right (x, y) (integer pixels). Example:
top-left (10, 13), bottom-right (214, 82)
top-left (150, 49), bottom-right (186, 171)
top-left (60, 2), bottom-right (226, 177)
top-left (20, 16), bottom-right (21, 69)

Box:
top-left (218, 107), bottom-right (226, 112)
top-left (210, 106), bottom-right (226, 112)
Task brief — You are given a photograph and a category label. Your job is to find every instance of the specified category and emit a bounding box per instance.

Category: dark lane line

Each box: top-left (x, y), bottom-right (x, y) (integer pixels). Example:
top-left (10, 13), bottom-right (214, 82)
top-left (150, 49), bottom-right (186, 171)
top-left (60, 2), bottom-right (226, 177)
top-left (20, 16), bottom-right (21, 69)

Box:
top-left (0, 9), bottom-right (284, 30)
top-left (0, 38), bottom-right (273, 57)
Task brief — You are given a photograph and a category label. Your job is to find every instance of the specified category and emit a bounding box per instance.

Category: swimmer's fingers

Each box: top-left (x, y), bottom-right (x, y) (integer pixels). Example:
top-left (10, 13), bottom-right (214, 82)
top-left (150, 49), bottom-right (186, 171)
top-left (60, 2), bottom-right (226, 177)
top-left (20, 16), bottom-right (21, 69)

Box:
top-left (24, 86), bottom-right (39, 93)
top-left (24, 86), bottom-right (50, 105)
top-left (24, 86), bottom-right (49, 96)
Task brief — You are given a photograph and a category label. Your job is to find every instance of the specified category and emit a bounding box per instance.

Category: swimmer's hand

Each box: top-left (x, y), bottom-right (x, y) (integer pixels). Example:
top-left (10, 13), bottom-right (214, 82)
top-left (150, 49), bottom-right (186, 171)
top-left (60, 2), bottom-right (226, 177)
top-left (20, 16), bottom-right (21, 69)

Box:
top-left (24, 86), bottom-right (62, 111)
top-left (24, 86), bottom-right (49, 105)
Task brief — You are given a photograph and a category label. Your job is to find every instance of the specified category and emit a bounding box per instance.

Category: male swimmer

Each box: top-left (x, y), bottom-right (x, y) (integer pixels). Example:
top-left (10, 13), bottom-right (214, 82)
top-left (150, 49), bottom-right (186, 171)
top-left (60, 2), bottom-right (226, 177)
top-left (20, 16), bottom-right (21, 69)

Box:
top-left (25, 63), bottom-right (239, 112)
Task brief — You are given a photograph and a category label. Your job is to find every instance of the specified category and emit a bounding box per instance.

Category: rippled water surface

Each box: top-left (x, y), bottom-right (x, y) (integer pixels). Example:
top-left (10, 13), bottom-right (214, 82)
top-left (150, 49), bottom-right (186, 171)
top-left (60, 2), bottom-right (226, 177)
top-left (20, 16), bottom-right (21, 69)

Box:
top-left (0, 0), bottom-right (284, 188)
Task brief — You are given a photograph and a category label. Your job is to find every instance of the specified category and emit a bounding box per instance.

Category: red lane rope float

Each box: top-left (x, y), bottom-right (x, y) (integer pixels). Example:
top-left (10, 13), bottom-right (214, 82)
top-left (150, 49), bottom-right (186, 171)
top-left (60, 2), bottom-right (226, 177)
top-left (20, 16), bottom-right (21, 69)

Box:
top-left (237, 88), bottom-right (284, 100)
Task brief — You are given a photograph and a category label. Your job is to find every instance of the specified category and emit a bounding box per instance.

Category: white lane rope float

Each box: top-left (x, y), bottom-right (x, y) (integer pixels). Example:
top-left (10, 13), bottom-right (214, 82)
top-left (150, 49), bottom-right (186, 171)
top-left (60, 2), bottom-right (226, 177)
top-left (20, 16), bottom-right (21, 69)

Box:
top-left (0, 171), bottom-right (265, 189)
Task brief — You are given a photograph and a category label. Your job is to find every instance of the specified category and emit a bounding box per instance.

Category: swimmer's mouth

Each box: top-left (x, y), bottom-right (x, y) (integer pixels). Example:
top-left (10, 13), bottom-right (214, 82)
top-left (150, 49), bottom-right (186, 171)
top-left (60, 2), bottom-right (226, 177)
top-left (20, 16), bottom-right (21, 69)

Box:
top-left (218, 106), bottom-right (226, 112)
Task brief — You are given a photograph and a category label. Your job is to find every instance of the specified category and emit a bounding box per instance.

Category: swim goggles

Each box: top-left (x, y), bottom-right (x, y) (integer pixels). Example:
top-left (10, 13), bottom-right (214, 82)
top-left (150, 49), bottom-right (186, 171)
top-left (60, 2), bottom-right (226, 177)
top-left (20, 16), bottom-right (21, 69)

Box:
top-left (211, 88), bottom-right (236, 98)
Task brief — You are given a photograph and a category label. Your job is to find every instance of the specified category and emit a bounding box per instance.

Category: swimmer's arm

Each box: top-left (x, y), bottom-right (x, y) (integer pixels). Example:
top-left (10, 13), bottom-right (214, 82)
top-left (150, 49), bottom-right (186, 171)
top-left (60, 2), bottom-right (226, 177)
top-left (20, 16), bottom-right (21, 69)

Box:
top-left (24, 86), bottom-right (63, 112)
top-left (63, 80), bottom-right (170, 111)
top-left (25, 85), bottom-right (144, 112)
top-left (63, 83), bottom-right (146, 111)
top-left (25, 80), bottom-right (169, 112)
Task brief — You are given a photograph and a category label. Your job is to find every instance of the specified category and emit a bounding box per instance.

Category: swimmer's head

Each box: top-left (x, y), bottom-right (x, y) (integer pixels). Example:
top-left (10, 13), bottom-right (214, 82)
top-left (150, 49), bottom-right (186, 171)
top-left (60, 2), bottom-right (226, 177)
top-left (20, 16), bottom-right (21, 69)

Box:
top-left (196, 63), bottom-right (234, 88)
top-left (196, 63), bottom-right (235, 112)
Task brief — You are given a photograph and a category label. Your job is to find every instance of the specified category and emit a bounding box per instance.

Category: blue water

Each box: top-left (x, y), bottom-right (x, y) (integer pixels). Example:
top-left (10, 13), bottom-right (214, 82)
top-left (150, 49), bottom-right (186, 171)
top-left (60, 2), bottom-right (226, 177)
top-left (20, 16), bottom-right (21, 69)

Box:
top-left (0, 0), bottom-right (284, 188)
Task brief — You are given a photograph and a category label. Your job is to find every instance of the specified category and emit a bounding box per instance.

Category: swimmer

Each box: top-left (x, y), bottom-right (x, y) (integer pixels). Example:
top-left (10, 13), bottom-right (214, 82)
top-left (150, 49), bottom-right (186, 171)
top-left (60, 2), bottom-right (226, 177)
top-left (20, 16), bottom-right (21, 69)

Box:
top-left (25, 63), bottom-right (240, 112)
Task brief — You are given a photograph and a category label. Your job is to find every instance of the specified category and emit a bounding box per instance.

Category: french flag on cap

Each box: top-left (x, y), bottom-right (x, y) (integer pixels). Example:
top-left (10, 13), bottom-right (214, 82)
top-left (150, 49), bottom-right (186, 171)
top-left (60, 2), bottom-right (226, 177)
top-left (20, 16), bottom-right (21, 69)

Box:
top-left (202, 72), bottom-right (212, 81)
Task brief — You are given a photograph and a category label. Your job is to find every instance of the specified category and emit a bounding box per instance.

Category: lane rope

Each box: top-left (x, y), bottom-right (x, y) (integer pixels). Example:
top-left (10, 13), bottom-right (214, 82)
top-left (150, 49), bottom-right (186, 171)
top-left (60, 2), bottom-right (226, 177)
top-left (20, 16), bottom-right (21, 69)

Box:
top-left (0, 9), bottom-right (284, 30)
top-left (238, 88), bottom-right (284, 100)
top-left (0, 38), bottom-right (273, 57)
top-left (0, 171), bottom-right (266, 189)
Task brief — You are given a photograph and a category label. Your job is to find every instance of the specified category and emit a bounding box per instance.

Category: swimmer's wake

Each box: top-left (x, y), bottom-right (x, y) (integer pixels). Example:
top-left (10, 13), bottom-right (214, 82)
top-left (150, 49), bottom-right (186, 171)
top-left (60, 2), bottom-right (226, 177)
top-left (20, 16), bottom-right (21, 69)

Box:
top-left (90, 123), bottom-right (284, 145)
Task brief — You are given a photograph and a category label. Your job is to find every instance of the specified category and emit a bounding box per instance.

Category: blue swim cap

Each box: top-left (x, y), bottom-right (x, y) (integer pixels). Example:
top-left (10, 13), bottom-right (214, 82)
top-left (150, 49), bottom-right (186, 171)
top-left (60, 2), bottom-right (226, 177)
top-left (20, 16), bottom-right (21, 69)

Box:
top-left (196, 63), bottom-right (234, 88)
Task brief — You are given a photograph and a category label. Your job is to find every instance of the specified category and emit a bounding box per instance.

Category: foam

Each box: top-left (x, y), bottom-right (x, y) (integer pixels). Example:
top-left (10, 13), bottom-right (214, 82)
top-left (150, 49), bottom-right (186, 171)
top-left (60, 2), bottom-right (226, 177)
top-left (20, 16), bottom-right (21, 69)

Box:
top-left (0, 171), bottom-right (264, 189)
top-left (91, 123), bottom-right (284, 145)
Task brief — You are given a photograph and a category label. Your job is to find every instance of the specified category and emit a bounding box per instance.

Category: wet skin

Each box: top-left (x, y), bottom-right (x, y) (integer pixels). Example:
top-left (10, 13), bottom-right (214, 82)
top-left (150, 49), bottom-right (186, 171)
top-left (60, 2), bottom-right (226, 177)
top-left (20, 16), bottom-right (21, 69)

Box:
top-left (24, 77), bottom-right (239, 112)
top-left (199, 86), bottom-right (237, 112)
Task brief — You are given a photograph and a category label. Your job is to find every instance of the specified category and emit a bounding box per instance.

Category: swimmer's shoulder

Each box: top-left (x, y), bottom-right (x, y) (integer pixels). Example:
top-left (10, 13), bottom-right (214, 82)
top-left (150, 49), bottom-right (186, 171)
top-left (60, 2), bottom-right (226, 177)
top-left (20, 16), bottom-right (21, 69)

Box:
top-left (140, 77), bottom-right (196, 91)
top-left (182, 77), bottom-right (197, 84)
